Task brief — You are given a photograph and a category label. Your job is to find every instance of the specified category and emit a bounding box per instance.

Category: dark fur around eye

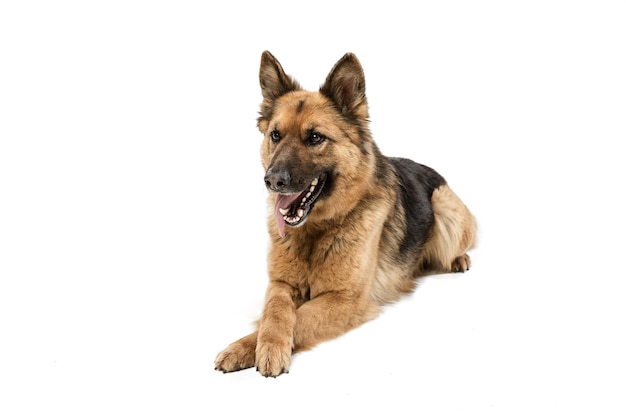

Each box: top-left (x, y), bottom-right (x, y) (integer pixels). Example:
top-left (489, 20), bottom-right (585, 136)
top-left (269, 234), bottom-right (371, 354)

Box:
top-left (270, 130), bottom-right (281, 143)
top-left (307, 132), bottom-right (326, 146)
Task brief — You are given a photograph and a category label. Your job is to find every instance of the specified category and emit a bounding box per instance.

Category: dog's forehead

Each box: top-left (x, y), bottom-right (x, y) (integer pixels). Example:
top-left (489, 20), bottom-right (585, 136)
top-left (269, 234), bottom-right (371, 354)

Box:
top-left (272, 91), bottom-right (334, 130)
top-left (276, 90), bottom-right (326, 111)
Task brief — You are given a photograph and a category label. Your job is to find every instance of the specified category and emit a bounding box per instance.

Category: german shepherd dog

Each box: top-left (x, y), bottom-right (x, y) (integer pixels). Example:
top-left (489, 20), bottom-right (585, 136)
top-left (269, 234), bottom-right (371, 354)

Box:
top-left (215, 51), bottom-right (477, 377)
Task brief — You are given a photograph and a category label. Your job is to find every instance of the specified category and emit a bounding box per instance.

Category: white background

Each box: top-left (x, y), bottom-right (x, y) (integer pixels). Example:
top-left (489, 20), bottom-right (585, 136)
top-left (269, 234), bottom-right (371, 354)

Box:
top-left (1, 1), bottom-right (625, 416)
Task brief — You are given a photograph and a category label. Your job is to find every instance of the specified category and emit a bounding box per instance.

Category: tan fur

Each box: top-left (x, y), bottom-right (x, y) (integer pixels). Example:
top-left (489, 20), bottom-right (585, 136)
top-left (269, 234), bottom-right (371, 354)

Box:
top-left (421, 185), bottom-right (477, 273)
top-left (215, 51), bottom-right (477, 377)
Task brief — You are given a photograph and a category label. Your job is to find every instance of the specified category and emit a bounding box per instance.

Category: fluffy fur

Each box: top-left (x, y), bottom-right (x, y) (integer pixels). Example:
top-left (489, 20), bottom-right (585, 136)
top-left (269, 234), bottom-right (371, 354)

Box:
top-left (215, 51), bottom-right (477, 377)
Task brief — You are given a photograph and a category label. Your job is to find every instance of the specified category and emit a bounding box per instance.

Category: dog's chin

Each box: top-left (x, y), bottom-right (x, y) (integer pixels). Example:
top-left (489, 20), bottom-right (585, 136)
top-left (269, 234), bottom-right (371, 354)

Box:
top-left (273, 173), bottom-right (328, 237)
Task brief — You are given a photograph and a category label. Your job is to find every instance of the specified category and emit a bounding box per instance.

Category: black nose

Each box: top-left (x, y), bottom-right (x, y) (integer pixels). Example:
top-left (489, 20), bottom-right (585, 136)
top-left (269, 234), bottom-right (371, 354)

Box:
top-left (264, 169), bottom-right (291, 192)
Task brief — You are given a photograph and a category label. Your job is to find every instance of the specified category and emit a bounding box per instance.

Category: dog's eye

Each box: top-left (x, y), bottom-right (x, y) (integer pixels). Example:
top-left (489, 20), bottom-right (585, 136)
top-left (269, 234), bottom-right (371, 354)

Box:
top-left (307, 132), bottom-right (326, 146)
top-left (269, 130), bottom-right (281, 143)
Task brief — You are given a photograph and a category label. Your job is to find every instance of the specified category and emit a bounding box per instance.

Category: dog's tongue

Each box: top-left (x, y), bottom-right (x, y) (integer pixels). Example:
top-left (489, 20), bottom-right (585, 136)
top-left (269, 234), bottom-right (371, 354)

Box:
top-left (274, 193), bottom-right (302, 237)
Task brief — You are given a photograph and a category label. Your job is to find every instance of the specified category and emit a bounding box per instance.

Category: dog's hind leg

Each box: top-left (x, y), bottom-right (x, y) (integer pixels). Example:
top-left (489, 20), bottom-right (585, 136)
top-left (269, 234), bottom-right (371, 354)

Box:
top-left (422, 184), bottom-right (477, 273)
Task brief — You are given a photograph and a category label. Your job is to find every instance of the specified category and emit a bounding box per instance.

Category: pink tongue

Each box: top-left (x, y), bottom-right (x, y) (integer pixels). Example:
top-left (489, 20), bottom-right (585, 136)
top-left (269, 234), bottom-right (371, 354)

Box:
top-left (274, 193), bottom-right (302, 237)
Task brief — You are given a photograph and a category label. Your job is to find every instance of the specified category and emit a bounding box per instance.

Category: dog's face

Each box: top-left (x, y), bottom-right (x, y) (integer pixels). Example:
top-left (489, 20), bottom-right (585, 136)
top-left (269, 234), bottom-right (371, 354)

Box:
top-left (257, 51), bottom-right (376, 237)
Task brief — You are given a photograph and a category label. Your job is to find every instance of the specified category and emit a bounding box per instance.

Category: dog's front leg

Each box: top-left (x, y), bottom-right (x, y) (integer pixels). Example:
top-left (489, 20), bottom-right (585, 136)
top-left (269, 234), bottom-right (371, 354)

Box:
top-left (214, 331), bottom-right (258, 373)
top-left (255, 281), bottom-right (298, 377)
top-left (292, 291), bottom-right (378, 353)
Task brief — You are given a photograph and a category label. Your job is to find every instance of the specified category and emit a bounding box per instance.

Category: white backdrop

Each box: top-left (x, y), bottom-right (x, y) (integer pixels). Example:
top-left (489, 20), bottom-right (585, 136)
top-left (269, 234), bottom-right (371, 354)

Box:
top-left (1, 1), bottom-right (625, 416)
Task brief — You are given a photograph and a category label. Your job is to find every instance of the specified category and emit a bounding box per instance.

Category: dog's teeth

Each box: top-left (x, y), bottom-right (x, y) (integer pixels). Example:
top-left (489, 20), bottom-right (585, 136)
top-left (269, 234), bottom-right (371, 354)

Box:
top-left (279, 208), bottom-right (289, 215)
top-left (297, 208), bottom-right (304, 217)
top-left (301, 197), bottom-right (307, 203)
top-left (306, 192), bottom-right (311, 198)
top-left (311, 178), bottom-right (318, 186)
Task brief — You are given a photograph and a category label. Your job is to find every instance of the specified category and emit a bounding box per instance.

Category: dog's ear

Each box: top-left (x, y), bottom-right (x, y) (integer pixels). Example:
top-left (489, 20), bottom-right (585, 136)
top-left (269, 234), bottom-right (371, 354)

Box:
top-left (259, 51), bottom-right (301, 101)
top-left (320, 53), bottom-right (368, 119)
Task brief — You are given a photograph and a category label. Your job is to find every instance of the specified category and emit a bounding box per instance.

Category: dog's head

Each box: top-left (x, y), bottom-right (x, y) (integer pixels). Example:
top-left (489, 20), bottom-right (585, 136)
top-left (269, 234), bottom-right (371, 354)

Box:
top-left (257, 51), bottom-right (376, 237)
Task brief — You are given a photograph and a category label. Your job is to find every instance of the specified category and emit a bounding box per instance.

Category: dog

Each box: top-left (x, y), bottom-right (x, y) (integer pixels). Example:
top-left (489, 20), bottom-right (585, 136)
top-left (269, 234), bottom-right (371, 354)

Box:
top-left (215, 51), bottom-right (477, 377)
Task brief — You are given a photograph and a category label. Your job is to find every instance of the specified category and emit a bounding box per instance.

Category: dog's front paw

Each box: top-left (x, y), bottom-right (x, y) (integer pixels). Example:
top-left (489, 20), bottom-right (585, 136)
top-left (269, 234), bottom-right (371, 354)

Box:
top-left (255, 341), bottom-right (291, 377)
top-left (215, 335), bottom-right (256, 373)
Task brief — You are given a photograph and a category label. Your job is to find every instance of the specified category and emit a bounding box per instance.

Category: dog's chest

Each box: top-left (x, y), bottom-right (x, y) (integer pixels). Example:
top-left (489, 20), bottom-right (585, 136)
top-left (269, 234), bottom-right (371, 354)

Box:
top-left (285, 228), bottom-right (341, 265)
top-left (272, 222), bottom-right (383, 304)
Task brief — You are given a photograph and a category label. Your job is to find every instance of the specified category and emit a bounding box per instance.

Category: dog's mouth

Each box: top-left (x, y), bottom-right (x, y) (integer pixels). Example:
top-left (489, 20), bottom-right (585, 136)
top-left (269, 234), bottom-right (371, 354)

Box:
top-left (274, 173), bottom-right (327, 237)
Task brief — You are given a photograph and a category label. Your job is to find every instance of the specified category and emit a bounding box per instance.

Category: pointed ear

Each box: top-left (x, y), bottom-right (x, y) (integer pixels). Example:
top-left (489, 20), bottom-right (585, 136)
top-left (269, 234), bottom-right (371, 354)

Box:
top-left (320, 53), bottom-right (368, 119)
top-left (259, 51), bottom-right (301, 101)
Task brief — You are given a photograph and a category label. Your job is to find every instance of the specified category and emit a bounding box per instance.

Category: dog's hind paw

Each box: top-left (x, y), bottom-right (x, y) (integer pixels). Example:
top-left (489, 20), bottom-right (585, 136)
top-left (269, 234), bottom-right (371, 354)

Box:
top-left (451, 254), bottom-right (471, 273)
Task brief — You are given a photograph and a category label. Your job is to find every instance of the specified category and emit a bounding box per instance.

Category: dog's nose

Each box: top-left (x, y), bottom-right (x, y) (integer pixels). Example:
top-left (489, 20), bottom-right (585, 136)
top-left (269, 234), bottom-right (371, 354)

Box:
top-left (264, 169), bottom-right (291, 192)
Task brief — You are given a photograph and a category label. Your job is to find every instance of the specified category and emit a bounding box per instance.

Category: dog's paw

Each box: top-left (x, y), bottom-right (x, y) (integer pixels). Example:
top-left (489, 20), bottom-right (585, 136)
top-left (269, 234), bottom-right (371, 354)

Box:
top-left (215, 339), bottom-right (256, 373)
top-left (255, 342), bottom-right (291, 377)
top-left (451, 254), bottom-right (471, 273)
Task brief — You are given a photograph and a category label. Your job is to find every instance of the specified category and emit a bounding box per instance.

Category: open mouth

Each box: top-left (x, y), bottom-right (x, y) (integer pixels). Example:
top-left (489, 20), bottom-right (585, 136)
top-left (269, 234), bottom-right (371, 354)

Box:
top-left (274, 173), bottom-right (327, 237)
